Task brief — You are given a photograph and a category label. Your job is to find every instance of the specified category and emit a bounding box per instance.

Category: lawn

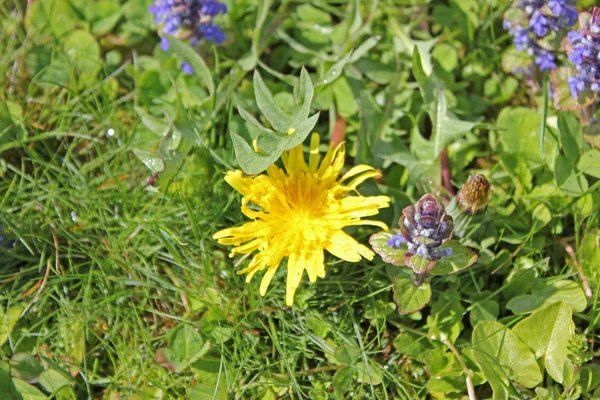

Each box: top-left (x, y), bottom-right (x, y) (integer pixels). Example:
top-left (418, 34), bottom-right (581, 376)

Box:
top-left (0, 0), bottom-right (599, 399)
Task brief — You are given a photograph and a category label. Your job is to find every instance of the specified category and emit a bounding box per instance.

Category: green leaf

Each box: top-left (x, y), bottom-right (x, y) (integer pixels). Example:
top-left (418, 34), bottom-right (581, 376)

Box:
top-left (10, 354), bottom-right (43, 384)
top-left (348, 36), bottom-right (380, 63)
top-left (354, 361), bottom-right (383, 385)
top-left (0, 361), bottom-right (20, 399)
top-left (512, 302), bottom-right (575, 383)
top-left (557, 112), bottom-right (583, 162)
top-left (284, 112), bottom-right (320, 150)
top-left (291, 67), bottom-right (314, 126)
top-left (369, 231), bottom-right (407, 266)
top-left (471, 321), bottom-right (543, 399)
top-left (315, 51), bottom-right (353, 87)
top-left (555, 155), bottom-right (588, 196)
top-left (332, 366), bottom-right (355, 394)
top-left (12, 378), bottom-right (47, 400)
top-left (238, 0), bottom-right (272, 71)
top-left (507, 279), bottom-right (587, 314)
top-left (393, 274), bottom-right (431, 314)
top-left (470, 300), bottom-right (499, 327)
top-left (165, 325), bottom-right (210, 373)
top-left (63, 30), bottom-right (100, 74)
top-left (430, 241), bottom-right (478, 276)
top-left (134, 107), bottom-right (170, 137)
top-left (497, 107), bottom-right (557, 168)
top-left (407, 255), bottom-right (436, 274)
top-left (38, 369), bottom-right (73, 399)
top-left (0, 305), bottom-right (23, 346)
top-left (230, 129), bottom-right (288, 175)
top-left (578, 149), bottom-right (600, 178)
top-left (253, 70), bottom-right (292, 132)
top-left (334, 345), bottom-right (360, 364)
top-left (167, 36), bottom-right (214, 97)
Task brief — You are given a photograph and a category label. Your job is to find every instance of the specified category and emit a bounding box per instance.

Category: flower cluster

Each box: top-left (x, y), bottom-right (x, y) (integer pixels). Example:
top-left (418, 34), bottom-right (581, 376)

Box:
top-left (503, 0), bottom-right (578, 71)
top-left (387, 195), bottom-right (454, 275)
top-left (567, 8), bottom-right (600, 99)
top-left (149, 0), bottom-right (227, 74)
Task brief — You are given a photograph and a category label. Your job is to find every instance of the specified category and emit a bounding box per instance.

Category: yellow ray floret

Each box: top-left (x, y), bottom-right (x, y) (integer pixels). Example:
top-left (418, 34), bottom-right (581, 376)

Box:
top-left (213, 133), bottom-right (391, 306)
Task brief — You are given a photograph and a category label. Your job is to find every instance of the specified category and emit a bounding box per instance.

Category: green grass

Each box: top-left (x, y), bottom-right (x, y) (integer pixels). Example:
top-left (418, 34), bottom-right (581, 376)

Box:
top-left (1, 0), bottom-right (599, 399)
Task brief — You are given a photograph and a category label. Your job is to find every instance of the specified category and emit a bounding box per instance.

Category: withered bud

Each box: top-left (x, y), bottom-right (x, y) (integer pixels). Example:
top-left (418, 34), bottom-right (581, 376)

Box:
top-left (456, 174), bottom-right (492, 214)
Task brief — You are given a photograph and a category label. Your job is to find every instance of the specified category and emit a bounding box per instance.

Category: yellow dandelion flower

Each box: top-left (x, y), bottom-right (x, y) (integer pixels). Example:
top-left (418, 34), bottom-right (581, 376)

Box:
top-left (213, 133), bottom-right (391, 306)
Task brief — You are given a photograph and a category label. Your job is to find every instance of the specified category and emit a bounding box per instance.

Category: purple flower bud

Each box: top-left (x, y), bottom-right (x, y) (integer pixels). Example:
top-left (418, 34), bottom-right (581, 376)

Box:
top-left (182, 62), bottom-right (193, 75)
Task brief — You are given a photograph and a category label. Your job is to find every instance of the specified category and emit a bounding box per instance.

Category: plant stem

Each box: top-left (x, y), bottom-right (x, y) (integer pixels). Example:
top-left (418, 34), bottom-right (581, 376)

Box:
top-left (440, 335), bottom-right (477, 400)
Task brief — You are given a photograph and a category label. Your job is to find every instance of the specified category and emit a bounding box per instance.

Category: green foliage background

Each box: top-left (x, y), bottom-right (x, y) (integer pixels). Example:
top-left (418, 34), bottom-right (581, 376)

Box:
top-left (0, 0), bottom-right (599, 398)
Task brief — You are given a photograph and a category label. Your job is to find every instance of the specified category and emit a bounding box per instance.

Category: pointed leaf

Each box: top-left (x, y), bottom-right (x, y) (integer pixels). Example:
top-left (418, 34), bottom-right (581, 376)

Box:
top-left (512, 302), bottom-right (575, 383)
top-left (292, 67), bottom-right (314, 126)
top-left (230, 130), bottom-right (288, 175)
top-left (285, 112), bottom-right (320, 149)
top-left (253, 70), bottom-right (291, 132)
top-left (167, 35), bottom-right (214, 97)
top-left (315, 51), bottom-right (353, 87)
top-left (405, 254), bottom-right (436, 274)
top-left (369, 231), bottom-right (407, 266)
top-left (393, 274), bottom-right (431, 314)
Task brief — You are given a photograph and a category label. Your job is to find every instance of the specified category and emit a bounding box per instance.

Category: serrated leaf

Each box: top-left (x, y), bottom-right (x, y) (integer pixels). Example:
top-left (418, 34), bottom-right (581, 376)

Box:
top-left (512, 302), bottom-right (575, 383)
top-left (472, 321), bottom-right (542, 399)
top-left (369, 231), bottom-right (407, 266)
top-left (393, 274), bottom-right (431, 314)
top-left (167, 35), bottom-right (214, 97)
top-left (430, 241), bottom-right (478, 276)
top-left (253, 70), bottom-right (291, 132)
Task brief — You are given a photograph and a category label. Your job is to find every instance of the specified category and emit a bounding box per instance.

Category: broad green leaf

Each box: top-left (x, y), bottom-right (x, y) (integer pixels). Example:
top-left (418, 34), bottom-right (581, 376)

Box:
top-left (558, 112), bottom-right (583, 162)
top-left (513, 302), bottom-right (575, 383)
top-left (355, 361), bottom-right (383, 385)
top-left (507, 279), bottom-right (587, 314)
top-left (472, 321), bottom-right (542, 398)
top-left (393, 332), bottom-right (431, 360)
top-left (10, 354), bottom-right (43, 384)
top-left (407, 255), bottom-right (436, 274)
top-left (167, 35), bottom-right (214, 97)
top-left (253, 70), bottom-right (291, 132)
top-left (63, 30), bottom-right (100, 74)
top-left (164, 325), bottom-right (210, 373)
top-left (13, 378), bottom-right (46, 400)
top-left (334, 344), bottom-right (360, 364)
top-left (578, 149), bottom-right (600, 178)
top-left (0, 361), bottom-right (20, 399)
top-left (0, 305), bottom-right (23, 346)
top-left (470, 300), bottom-right (499, 327)
top-left (369, 231), bottom-right (407, 266)
top-left (497, 107), bottom-right (557, 168)
top-left (427, 291), bottom-right (465, 343)
top-left (393, 274), bottom-right (431, 314)
top-left (430, 241), bottom-right (478, 276)
top-left (555, 155), bottom-right (588, 196)
top-left (38, 369), bottom-right (73, 399)
top-left (332, 366), bottom-right (355, 394)
top-left (89, 0), bottom-right (122, 35)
